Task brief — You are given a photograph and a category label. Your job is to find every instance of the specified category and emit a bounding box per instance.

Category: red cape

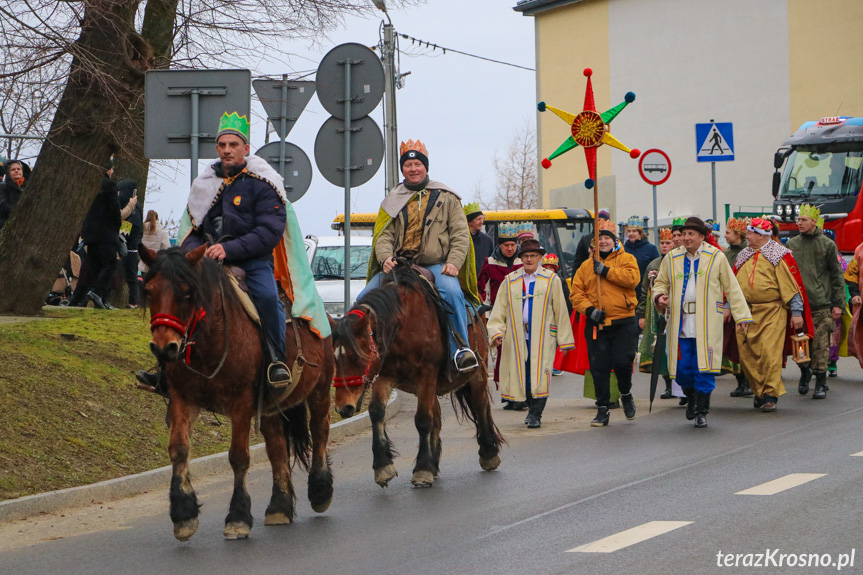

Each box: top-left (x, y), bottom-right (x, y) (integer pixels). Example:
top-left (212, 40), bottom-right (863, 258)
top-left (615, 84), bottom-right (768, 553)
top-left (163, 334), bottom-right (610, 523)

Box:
top-left (725, 250), bottom-right (814, 364)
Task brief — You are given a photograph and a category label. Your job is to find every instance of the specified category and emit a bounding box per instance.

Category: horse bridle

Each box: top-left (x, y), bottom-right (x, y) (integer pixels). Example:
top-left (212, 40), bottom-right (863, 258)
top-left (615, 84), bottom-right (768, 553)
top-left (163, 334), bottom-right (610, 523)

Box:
top-left (333, 308), bottom-right (382, 392)
top-left (149, 290), bottom-right (230, 380)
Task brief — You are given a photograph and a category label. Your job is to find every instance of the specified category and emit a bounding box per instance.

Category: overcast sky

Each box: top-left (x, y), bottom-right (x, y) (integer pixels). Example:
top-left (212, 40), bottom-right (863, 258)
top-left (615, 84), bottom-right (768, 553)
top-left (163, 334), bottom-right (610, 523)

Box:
top-left (144, 0), bottom-right (537, 237)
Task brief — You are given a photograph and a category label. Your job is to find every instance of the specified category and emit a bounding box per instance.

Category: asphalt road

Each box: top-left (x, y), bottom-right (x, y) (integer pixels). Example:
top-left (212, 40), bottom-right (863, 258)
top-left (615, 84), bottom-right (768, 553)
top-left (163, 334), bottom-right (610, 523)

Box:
top-left (2, 358), bottom-right (862, 575)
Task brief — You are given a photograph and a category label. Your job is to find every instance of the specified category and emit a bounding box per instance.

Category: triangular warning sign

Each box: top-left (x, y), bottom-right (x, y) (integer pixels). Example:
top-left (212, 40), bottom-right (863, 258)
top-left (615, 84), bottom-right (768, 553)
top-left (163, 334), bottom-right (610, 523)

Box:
top-left (698, 123), bottom-right (733, 158)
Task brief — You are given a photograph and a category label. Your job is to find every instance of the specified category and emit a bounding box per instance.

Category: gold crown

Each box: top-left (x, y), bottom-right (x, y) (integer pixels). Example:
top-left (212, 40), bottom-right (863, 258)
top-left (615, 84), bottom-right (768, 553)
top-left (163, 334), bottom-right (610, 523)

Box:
top-left (726, 217), bottom-right (749, 233)
top-left (597, 219), bottom-right (616, 233)
top-left (541, 253), bottom-right (559, 267)
top-left (400, 139), bottom-right (428, 157)
top-left (659, 227), bottom-right (673, 241)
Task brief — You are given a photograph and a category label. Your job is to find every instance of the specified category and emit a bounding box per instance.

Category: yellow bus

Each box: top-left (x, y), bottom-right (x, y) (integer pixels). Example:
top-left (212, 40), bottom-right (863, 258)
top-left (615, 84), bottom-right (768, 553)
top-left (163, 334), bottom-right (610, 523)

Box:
top-left (332, 208), bottom-right (594, 278)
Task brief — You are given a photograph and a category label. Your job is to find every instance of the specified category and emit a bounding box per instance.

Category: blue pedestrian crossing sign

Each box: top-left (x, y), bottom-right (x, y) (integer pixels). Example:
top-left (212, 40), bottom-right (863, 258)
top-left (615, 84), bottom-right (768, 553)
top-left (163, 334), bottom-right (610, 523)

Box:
top-left (696, 122), bottom-right (734, 162)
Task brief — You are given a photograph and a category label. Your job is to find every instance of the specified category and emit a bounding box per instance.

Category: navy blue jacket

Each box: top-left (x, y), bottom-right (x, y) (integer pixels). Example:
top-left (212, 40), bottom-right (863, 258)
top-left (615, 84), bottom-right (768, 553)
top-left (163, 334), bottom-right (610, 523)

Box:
top-left (624, 238), bottom-right (659, 301)
top-left (184, 163), bottom-right (286, 263)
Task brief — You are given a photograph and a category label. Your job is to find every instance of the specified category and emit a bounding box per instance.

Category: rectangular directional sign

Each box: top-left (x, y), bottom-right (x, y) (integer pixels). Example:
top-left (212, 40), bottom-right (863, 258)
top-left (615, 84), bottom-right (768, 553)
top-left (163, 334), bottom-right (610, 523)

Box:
top-left (696, 122), bottom-right (734, 162)
top-left (145, 69), bottom-right (251, 160)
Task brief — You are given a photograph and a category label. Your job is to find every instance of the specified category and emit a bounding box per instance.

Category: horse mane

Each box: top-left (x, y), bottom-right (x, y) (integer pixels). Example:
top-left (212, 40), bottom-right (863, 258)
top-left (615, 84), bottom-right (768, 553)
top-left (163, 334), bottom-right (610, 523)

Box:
top-left (334, 263), bottom-right (452, 362)
top-left (143, 247), bottom-right (242, 331)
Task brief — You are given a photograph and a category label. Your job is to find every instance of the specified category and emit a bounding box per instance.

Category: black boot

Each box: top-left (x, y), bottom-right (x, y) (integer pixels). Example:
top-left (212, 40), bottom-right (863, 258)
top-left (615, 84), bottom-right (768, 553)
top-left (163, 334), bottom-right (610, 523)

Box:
top-left (524, 397), bottom-right (533, 425)
top-left (694, 391), bottom-right (710, 428)
top-left (512, 401), bottom-right (529, 411)
top-left (136, 369), bottom-right (170, 399)
top-left (502, 400), bottom-right (515, 410)
top-left (813, 371), bottom-right (827, 399)
top-left (730, 372), bottom-right (753, 397)
top-left (684, 388), bottom-right (696, 420)
top-left (264, 339), bottom-right (292, 395)
top-left (527, 397), bottom-right (547, 429)
top-left (87, 291), bottom-right (115, 310)
top-left (621, 393), bottom-right (636, 420)
top-left (798, 364), bottom-right (812, 395)
top-left (660, 377), bottom-right (673, 399)
top-left (590, 406), bottom-right (609, 427)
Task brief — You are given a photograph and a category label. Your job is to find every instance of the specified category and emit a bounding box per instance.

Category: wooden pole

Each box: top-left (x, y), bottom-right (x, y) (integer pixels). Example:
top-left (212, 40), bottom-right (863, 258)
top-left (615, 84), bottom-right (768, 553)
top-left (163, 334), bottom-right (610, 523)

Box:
top-left (593, 180), bottom-right (602, 321)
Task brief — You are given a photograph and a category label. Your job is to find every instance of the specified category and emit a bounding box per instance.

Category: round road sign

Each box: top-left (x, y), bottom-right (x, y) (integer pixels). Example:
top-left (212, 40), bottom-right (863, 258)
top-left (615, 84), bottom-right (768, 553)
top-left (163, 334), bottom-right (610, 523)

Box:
top-left (254, 141), bottom-right (313, 203)
top-left (314, 115), bottom-right (384, 188)
top-left (316, 43), bottom-right (385, 120)
top-left (638, 148), bottom-right (671, 186)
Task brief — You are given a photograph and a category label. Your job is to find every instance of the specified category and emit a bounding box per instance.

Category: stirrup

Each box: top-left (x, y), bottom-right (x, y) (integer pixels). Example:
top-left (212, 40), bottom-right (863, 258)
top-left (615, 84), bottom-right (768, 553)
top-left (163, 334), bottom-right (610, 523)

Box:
top-left (267, 361), bottom-right (293, 387)
top-left (453, 348), bottom-right (479, 373)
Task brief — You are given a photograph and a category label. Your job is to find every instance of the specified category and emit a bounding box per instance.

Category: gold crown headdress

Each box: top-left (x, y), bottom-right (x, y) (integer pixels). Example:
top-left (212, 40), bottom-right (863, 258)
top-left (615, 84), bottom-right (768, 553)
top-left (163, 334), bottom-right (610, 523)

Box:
top-left (659, 227), bottom-right (673, 241)
top-left (541, 253), bottom-right (560, 267)
top-left (400, 139), bottom-right (428, 157)
top-left (726, 217), bottom-right (749, 233)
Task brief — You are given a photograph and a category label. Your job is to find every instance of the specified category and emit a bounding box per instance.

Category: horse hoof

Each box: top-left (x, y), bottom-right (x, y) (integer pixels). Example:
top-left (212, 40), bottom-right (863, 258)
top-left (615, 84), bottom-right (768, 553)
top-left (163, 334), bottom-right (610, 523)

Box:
top-left (311, 496), bottom-right (332, 513)
top-left (264, 513), bottom-right (292, 526)
top-left (223, 521), bottom-right (251, 540)
top-left (411, 470), bottom-right (435, 488)
top-left (173, 518), bottom-right (199, 542)
top-left (480, 454), bottom-right (501, 471)
top-left (374, 464), bottom-right (398, 488)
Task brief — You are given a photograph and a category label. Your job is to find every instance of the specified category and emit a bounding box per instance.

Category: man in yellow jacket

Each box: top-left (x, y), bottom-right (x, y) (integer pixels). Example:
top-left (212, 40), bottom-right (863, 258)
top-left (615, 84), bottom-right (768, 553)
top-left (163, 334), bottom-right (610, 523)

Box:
top-left (570, 219), bottom-right (641, 427)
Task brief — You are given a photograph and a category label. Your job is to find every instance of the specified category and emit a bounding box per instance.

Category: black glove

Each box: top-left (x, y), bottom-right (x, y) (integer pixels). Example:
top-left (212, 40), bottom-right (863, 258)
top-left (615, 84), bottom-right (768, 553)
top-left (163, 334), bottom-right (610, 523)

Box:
top-left (587, 306), bottom-right (607, 324)
top-left (593, 259), bottom-right (609, 277)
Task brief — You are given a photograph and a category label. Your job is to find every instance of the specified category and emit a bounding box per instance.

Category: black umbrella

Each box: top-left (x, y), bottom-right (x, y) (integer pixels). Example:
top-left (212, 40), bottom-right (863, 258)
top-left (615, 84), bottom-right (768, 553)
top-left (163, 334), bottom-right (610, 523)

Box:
top-left (649, 315), bottom-right (667, 413)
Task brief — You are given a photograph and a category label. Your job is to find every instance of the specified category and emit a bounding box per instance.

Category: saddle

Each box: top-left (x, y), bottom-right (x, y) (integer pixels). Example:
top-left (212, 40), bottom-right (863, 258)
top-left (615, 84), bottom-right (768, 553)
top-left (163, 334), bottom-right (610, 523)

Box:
top-left (394, 255), bottom-right (436, 287)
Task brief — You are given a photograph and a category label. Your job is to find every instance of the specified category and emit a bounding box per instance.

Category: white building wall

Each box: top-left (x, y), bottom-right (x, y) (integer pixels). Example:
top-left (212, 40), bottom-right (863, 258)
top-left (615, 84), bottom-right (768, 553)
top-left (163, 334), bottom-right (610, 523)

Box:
top-left (604, 0), bottom-right (791, 224)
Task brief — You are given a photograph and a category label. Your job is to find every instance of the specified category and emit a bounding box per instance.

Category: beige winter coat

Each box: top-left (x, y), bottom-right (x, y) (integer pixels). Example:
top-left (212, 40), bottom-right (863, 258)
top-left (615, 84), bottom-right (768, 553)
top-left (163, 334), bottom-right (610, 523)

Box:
top-left (487, 267), bottom-right (575, 401)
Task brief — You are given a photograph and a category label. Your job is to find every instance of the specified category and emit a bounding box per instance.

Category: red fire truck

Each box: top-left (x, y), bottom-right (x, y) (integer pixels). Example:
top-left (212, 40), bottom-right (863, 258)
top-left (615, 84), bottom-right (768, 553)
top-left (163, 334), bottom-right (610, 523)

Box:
top-left (772, 116), bottom-right (863, 253)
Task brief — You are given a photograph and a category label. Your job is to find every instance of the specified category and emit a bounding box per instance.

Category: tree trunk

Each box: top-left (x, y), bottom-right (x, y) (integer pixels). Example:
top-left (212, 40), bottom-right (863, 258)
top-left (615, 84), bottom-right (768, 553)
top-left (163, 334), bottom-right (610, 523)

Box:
top-left (0, 2), bottom-right (151, 315)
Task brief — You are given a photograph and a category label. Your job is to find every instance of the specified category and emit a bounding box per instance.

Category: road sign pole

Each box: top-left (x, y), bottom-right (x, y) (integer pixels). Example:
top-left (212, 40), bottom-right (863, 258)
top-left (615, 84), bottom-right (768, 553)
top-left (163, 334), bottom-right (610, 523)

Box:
top-left (711, 161), bottom-right (717, 222)
top-left (652, 184), bottom-right (658, 245)
top-left (190, 90), bottom-right (200, 186)
top-left (383, 23), bottom-right (399, 194)
top-left (343, 59), bottom-right (353, 313)
top-left (279, 75), bottom-right (288, 182)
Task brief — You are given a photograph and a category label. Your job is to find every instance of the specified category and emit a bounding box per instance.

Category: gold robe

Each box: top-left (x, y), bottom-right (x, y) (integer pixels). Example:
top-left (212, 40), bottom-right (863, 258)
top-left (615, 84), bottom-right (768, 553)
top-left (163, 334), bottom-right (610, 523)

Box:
top-left (735, 251), bottom-right (800, 399)
top-left (488, 267), bottom-right (575, 401)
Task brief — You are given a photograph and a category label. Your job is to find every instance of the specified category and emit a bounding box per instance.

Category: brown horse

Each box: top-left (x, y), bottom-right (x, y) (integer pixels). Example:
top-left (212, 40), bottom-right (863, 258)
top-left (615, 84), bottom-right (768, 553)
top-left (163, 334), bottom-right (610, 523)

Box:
top-left (139, 244), bottom-right (335, 541)
top-left (332, 261), bottom-right (503, 488)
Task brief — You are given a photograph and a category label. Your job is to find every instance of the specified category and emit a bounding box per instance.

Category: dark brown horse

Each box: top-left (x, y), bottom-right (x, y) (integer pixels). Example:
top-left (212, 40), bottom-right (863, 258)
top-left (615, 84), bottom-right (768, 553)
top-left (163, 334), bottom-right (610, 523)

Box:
top-left (139, 244), bottom-right (335, 541)
top-left (332, 261), bottom-right (503, 487)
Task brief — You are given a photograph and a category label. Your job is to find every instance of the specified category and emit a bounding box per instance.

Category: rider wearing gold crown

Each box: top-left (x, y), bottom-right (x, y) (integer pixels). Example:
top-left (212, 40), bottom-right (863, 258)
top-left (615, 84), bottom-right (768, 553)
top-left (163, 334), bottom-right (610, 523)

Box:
top-left (363, 139), bottom-right (481, 372)
top-left (786, 204), bottom-right (845, 399)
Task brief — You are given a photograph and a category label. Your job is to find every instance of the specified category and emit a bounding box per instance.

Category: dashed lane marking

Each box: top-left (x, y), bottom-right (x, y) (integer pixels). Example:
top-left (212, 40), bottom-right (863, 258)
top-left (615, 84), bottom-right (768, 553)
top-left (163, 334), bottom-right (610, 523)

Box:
top-left (850, 451), bottom-right (863, 457)
top-left (566, 521), bottom-right (693, 553)
top-left (735, 473), bottom-right (826, 495)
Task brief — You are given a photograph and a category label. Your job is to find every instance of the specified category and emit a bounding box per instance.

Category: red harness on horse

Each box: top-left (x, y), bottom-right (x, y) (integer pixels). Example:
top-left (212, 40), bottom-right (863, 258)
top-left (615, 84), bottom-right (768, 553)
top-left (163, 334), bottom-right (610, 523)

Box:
top-left (333, 309), bottom-right (381, 388)
top-left (150, 308), bottom-right (207, 364)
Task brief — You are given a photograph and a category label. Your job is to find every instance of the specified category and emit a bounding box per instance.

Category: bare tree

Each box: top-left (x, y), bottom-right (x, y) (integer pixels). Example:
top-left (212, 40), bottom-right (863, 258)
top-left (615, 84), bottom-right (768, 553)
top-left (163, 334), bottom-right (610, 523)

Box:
top-left (477, 120), bottom-right (538, 211)
top-left (0, 0), bottom-right (417, 315)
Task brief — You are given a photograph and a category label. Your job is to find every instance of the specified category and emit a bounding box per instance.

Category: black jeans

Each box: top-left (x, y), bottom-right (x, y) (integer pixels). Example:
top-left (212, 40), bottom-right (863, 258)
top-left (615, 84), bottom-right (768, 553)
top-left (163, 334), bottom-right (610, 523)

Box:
top-left (584, 320), bottom-right (639, 408)
top-left (121, 251), bottom-right (140, 305)
top-left (70, 241), bottom-right (117, 302)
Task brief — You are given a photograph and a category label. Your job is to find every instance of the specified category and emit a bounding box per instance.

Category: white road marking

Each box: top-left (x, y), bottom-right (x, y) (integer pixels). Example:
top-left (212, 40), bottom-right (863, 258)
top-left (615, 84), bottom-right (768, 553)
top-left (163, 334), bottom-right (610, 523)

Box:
top-left (567, 521), bottom-right (693, 553)
top-left (735, 473), bottom-right (826, 495)
top-left (851, 451), bottom-right (863, 457)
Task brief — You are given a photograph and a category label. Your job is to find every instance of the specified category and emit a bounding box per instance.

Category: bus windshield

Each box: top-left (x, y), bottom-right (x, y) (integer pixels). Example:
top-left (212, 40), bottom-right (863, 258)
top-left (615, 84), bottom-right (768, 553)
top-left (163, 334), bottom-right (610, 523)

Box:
top-left (779, 150), bottom-right (863, 198)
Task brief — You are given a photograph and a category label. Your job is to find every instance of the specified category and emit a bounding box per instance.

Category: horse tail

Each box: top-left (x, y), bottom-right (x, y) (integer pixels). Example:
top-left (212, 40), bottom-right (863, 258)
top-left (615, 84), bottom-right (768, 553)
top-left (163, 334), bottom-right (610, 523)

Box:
top-left (282, 402), bottom-right (312, 471)
top-left (451, 384), bottom-right (507, 449)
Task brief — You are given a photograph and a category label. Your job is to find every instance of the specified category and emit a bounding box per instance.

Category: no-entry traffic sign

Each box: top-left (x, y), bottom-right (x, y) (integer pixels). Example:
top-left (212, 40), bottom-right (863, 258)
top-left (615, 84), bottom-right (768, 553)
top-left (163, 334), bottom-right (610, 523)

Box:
top-left (638, 148), bottom-right (671, 186)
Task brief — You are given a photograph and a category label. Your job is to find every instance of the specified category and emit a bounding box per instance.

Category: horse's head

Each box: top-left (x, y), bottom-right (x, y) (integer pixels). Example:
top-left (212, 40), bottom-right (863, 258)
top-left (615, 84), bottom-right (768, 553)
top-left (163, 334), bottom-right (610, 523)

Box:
top-left (139, 244), bottom-right (214, 364)
top-left (331, 307), bottom-right (380, 419)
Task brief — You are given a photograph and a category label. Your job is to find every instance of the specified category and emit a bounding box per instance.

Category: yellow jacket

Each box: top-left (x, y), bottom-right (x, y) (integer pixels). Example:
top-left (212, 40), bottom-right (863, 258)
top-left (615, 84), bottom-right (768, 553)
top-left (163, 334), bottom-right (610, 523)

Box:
top-left (570, 248), bottom-right (640, 326)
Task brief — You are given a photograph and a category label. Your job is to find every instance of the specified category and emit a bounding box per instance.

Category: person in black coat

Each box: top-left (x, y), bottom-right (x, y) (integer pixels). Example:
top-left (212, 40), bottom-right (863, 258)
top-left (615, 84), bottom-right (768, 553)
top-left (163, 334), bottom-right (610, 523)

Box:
top-left (0, 160), bottom-right (28, 231)
top-left (622, 215), bottom-right (659, 302)
top-left (69, 178), bottom-right (121, 309)
top-left (117, 179), bottom-right (144, 308)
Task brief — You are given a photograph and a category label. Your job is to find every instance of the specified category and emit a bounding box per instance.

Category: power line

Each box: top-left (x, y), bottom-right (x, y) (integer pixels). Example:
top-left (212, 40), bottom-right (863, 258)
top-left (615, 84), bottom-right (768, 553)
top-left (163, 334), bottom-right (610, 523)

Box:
top-left (396, 32), bottom-right (535, 72)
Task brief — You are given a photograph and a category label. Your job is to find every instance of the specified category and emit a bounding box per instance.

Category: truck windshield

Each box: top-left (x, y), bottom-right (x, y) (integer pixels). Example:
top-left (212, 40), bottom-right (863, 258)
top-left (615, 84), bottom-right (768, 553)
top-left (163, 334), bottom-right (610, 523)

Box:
top-left (779, 150), bottom-right (863, 198)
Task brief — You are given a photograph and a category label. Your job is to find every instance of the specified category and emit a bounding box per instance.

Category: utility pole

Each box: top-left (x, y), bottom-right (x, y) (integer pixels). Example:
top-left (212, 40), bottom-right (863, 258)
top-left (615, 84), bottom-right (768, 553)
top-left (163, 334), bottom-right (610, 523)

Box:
top-left (382, 22), bottom-right (399, 194)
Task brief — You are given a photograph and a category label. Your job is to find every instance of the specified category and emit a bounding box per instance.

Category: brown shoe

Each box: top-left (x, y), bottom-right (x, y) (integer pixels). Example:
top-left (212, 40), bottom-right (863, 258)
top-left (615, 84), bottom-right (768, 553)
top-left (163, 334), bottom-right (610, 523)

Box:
top-left (761, 401), bottom-right (777, 412)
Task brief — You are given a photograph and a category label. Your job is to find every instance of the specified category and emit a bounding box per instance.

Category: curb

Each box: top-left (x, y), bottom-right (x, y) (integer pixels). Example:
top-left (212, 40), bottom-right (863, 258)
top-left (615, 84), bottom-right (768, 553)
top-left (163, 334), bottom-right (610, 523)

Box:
top-left (0, 390), bottom-right (401, 523)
